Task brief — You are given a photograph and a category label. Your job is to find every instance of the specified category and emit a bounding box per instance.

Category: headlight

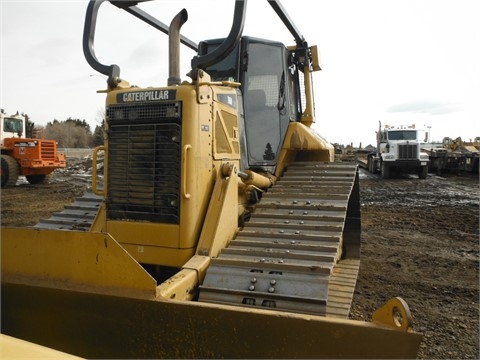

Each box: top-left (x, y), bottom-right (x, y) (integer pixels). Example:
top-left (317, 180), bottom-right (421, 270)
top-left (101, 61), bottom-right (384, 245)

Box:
top-left (420, 154), bottom-right (429, 160)
top-left (385, 155), bottom-right (395, 159)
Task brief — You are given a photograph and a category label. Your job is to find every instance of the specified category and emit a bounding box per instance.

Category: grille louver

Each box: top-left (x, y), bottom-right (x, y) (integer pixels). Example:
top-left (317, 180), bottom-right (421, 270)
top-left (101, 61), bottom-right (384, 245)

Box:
top-left (40, 142), bottom-right (56, 160)
top-left (106, 102), bottom-right (182, 223)
top-left (398, 144), bottom-right (418, 160)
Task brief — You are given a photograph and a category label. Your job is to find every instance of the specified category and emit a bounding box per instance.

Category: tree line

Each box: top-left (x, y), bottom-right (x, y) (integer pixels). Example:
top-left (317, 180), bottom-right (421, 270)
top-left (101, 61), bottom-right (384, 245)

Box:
top-left (28, 116), bottom-right (105, 148)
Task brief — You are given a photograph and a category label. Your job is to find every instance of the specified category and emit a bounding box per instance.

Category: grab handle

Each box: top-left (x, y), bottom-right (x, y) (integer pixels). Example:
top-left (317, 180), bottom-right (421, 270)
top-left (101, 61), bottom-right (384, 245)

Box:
top-left (182, 144), bottom-right (192, 199)
top-left (92, 146), bottom-right (106, 196)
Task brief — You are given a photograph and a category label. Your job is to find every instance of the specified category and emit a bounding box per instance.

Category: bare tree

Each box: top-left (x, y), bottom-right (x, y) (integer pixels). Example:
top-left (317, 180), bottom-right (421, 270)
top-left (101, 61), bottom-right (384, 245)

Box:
top-left (45, 118), bottom-right (94, 148)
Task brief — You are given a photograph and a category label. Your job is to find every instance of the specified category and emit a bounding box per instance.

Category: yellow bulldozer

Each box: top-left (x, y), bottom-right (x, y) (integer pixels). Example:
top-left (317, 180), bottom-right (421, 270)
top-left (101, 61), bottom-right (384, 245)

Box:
top-left (1, 0), bottom-right (422, 358)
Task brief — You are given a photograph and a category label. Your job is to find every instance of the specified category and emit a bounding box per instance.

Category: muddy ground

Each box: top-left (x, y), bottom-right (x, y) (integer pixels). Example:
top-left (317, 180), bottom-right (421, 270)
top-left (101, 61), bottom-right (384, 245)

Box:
top-left (1, 156), bottom-right (479, 359)
top-left (350, 169), bottom-right (479, 360)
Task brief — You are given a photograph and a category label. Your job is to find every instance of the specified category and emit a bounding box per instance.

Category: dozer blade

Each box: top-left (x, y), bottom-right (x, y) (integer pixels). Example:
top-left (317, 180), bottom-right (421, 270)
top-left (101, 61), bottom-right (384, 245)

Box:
top-left (1, 227), bottom-right (422, 359)
top-left (0, 334), bottom-right (82, 359)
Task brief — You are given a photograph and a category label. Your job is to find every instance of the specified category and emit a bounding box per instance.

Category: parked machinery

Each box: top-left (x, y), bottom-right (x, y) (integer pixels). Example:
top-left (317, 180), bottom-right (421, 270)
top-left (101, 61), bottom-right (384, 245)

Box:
top-left (425, 137), bottom-right (479, 175)
top-left (0, 111), bottom-right (66, 187)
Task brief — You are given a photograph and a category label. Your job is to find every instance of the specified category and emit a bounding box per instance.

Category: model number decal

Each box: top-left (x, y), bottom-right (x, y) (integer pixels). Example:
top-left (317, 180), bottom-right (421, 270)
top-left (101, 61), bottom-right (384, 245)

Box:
top-left (14, 142), bottom-right (36, 147)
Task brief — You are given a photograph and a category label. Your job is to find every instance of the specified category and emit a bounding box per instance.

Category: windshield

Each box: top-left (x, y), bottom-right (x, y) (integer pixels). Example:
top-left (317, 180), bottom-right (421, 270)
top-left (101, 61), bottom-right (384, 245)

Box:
top-left (388, 130), bottom-right (417, 141)
top-left (3, 117), bottom-right (24, 133)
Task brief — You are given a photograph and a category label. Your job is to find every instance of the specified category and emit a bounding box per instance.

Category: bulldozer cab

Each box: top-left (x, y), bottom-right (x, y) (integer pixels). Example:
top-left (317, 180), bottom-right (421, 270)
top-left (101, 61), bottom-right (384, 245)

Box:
top-left (199, 37), bottom-right (299, 173)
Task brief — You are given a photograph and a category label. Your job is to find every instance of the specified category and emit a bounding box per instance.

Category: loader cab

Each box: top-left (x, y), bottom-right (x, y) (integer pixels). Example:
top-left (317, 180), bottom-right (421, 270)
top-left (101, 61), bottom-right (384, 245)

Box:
top-left (1, 114), bottom-right (24, 145)
top-left (198, 36), bottom-right (301, 173)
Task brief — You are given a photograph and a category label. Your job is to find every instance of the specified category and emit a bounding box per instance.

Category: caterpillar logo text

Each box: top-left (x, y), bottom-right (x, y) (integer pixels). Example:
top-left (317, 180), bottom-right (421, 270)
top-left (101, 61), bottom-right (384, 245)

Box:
top-left (118, 90), bottom-right (176, 103)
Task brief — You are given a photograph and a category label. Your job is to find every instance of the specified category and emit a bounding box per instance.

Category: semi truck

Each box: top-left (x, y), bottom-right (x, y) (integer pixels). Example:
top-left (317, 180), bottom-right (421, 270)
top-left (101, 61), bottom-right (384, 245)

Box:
top-left (367, 121), bottom-right (430, 179)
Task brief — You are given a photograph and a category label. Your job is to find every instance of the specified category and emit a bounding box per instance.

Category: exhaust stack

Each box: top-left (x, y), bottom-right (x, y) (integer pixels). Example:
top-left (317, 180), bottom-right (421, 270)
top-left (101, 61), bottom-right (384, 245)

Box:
top-left (168, 9), bottom-right (188, 86)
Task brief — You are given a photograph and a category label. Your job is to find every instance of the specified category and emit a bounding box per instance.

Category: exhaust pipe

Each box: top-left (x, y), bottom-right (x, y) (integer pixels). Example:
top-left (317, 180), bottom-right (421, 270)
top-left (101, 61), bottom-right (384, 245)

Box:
top-left (168, 9), bottom-right (188, 86)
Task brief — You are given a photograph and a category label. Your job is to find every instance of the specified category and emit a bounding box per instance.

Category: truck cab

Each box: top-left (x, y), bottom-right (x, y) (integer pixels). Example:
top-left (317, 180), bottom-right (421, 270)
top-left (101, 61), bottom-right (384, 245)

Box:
top-left (370, 123), bottom-right (430, 179)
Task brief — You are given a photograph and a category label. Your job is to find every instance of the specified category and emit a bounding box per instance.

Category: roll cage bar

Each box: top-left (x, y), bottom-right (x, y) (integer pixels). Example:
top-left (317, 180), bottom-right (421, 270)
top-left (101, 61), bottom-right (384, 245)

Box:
top-left (83, 0), bottom-right (311, 86)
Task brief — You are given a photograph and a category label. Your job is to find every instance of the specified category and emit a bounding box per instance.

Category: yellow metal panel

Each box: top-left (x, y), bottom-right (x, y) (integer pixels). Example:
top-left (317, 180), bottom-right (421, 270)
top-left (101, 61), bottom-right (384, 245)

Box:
top-left (157, 255), bottom-right (211, 301)
top-left (1, 283), bottom-right (422, 359)
top-left (1, 227), bottom-right (156, 297)
top-left (178, 85), bottom-right (217, 250)
top-left (156, 268), bottom-right (198, 301)
top-left (89, 201), bottom-right (106, 232)
top-left (106, 221), bottom-right (179, 248)
top-left (310, 45), bottom-right (322, 71)
top-left (120, 242), bottom-right (195, 268)
top-left (283, 121), bottom-right (333, 151)
top-left (274, 122), bottom-right (334, 177)
top-left (212, 90), bottom-right (240, 160)
top-left (0, 334), bottom-right (83, 359)
top-left (196, 168), bottom-right (239, 257)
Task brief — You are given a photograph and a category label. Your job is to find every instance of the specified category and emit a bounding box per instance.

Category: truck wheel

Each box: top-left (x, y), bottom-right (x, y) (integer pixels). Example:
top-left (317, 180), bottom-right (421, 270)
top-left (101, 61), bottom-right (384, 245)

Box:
top-left (26, 173), bottom-right (53, 185)
top-left (1, 155), bottom-right (20, 188)
top-left (367, 158), bottom-right (373, 173)
top-left (418, 166), bottom-right (428, 179)
top-left (381, 162), bottom-right (390, 179)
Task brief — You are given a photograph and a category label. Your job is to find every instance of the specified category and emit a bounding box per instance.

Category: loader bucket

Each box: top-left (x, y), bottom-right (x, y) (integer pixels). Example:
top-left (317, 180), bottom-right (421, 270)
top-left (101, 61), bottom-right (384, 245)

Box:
top-left (1, 227), bottom-right (422, 359)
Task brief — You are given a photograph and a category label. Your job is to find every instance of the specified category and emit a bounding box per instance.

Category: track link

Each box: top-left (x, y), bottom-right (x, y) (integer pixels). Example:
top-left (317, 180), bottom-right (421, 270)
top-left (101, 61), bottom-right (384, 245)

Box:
top-left (33, 191), bottom-right (102, 230)
top-left (199, 162), bottom-right (361, 317)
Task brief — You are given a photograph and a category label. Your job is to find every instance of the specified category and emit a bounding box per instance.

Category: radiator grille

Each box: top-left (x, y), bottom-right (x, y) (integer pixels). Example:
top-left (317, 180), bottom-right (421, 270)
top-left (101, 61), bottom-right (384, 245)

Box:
top-left (40, 141), bottom-right (56, 160)
top-left (106, 102), bottom-right (182, 223)
top-left (398, 144), bottom-right (418, 160)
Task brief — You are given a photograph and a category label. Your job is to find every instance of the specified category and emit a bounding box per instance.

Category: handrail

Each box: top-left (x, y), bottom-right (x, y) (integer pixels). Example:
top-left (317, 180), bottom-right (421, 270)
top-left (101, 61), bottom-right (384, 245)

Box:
top-left (83, 0), bottom-right (312, 83)
top-left (83, 0), bottom-right (120, 89)
top-left (92, 146), bottom-right (106, 196)
top-left (182, 144), bottom-right (191, 199)
top-left (83, 0), bottom-right (245, 83)
top-left (190, 0), bottom-right (246, 80)
top-left (267, 0), bottom-right (305, 48)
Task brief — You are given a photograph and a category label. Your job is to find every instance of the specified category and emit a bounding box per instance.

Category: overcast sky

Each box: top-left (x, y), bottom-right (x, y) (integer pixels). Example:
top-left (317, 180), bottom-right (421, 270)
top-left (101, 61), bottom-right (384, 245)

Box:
top-left (1, 0), bottom-right (479, 146)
